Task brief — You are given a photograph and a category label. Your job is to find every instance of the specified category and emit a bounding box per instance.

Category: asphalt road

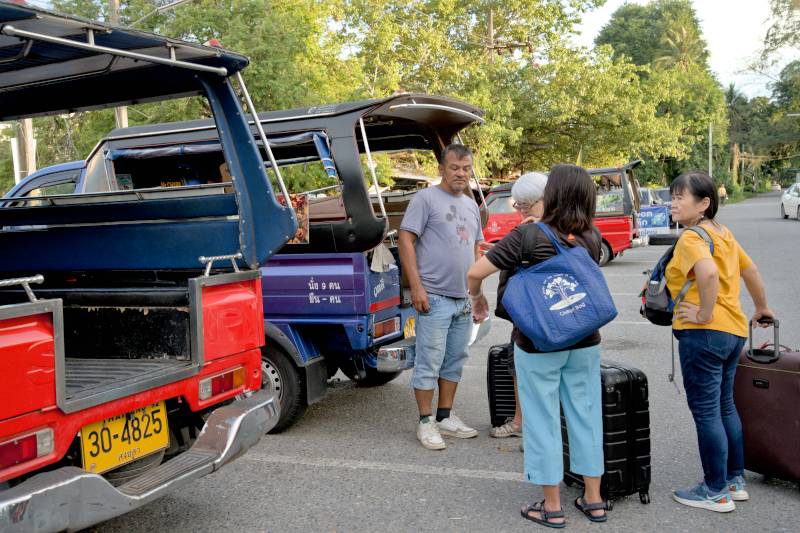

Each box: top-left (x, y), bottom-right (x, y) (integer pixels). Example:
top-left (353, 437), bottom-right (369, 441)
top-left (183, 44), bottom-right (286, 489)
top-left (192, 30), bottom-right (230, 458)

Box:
top-left (97, 192), bottom-right (799, 533)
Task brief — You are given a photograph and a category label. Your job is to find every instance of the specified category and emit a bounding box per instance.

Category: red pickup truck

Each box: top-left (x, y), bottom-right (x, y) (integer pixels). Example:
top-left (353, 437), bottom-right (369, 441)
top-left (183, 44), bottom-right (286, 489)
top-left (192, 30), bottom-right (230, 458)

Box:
top-left (481, 162), bottom-right (643, 265)
top-left (0, 4), bottom-right (296, 531)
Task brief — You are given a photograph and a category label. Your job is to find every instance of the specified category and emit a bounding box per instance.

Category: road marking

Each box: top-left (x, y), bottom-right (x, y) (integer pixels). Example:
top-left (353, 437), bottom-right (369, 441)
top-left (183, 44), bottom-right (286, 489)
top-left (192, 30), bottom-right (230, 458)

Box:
top-left (244, 454), bottom-right (526, 483)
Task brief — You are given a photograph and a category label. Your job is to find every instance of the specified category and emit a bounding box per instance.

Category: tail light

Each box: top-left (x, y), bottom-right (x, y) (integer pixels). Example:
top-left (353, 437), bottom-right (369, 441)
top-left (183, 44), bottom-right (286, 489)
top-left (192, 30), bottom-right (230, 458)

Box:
top-left (0, 428), bottom-right (54, 470)
top-left (373, 317), bottom-right (400, 340)
top-left (199, 367), bottom-right (245, 400)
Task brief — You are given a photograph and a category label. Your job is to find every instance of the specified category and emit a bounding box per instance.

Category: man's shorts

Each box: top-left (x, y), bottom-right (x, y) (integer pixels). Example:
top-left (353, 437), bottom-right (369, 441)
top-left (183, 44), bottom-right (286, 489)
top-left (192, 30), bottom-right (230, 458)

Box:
top-left (411, 294), bottom-right (472, 390)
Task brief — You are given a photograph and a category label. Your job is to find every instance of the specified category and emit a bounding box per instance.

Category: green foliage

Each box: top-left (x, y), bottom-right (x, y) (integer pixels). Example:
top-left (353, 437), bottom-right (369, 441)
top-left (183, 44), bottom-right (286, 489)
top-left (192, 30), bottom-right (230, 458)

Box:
top-left (0, 127), bottom-right (14, 195)
top-left (595, 0), bottom-right (708, 69)
top-left (762, 0), bottom-right (800, 63)
top-left (20, 0), bottom-right (733, 193)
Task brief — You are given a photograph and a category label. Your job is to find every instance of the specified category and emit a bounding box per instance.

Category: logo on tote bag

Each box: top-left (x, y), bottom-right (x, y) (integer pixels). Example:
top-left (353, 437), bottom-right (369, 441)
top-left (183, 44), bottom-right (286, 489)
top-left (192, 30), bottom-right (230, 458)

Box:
top-left (543, 274), bottom-right (587, 312)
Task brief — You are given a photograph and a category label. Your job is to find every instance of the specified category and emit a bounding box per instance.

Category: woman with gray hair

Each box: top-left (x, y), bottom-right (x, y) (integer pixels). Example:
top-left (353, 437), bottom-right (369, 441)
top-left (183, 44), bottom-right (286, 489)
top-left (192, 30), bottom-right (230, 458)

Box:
top-left (489, 171), bottom-right (548, 439)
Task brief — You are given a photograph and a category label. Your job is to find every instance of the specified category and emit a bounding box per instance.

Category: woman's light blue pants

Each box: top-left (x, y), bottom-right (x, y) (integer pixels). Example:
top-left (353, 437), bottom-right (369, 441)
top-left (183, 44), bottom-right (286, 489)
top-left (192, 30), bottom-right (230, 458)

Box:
top-left (514, 344), bottom-right (605, 486)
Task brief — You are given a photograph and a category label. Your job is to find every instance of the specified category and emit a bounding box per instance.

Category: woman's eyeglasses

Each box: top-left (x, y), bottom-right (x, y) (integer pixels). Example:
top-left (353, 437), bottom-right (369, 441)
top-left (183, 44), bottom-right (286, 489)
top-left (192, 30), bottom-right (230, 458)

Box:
top-left (513, 201), bottom-right (533, 211)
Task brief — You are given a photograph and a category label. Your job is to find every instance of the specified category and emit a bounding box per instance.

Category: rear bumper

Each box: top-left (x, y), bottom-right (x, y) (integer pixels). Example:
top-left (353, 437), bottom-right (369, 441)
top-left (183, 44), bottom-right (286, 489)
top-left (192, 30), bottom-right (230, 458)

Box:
top-left (376, 336), bottom-right (415, 372)
top-left (0, 389), bottom-right (279, 533)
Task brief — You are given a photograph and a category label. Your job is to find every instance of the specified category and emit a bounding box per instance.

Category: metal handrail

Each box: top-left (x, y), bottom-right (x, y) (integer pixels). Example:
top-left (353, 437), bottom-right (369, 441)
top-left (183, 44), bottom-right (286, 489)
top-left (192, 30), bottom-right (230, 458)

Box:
top-left (198, 253), bottom-right (242, 276)
top-left (0, 25), bottom-right (228, 76)
top-left (359, 118), bottom-right (388, 226)
top-left (457, 133), bottom-right (486, 206)
top-left (0, 275), bottom-right (44, 302)
top-left (235, 72), bottom-right (291, 206)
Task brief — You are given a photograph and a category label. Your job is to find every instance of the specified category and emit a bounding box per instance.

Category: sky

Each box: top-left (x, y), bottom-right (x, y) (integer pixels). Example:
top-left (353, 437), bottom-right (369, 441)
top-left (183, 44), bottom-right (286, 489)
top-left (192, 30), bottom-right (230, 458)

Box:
top-left (574, 0), bottom-right (796, 98)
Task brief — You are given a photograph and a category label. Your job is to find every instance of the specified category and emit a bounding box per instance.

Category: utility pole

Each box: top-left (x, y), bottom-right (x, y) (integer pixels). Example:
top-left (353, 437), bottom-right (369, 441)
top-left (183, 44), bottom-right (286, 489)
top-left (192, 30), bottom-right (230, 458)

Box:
top-left (487, 10), bottom-right (494, 64)
top-left (708, 122), bottom-right (713, 178)
top-left (485, 9), bottom-right (533, 61)
top-left (16, 118), bottom-right (36, 180)
top-left (109, 0), bottom-right (128, 128)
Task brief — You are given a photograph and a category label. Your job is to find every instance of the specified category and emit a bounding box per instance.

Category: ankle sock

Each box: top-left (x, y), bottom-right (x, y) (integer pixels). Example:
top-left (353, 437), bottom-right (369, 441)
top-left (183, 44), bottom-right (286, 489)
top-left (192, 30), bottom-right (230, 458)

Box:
top-left (419, 415), bottom-right (432, 423)
top-left (436, 408), bottom-right (451, 422)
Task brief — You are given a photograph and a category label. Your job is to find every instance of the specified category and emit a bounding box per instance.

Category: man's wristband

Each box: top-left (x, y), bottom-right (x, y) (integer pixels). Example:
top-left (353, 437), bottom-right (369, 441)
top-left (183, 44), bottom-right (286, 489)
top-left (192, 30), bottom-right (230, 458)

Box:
top-left (470, 291), bottom-right (483, 300)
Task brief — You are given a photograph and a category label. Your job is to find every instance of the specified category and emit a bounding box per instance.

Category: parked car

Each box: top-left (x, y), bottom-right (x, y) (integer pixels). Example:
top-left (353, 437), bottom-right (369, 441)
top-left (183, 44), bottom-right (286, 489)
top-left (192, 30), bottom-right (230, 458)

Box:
top-left (652, 187), bottom-right (672, 207)
top-left (639, 187), bottom-right (657, 206)
top-left (482, 160), bottom-right (643, 266)
top-left (780, 183), bottom-right (800, 219)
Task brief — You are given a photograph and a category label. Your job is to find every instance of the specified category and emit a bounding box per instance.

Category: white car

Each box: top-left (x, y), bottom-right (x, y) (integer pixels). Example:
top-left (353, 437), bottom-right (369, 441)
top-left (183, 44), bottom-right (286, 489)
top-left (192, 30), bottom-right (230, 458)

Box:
top-left (780, 183), bottom-right (800, 219)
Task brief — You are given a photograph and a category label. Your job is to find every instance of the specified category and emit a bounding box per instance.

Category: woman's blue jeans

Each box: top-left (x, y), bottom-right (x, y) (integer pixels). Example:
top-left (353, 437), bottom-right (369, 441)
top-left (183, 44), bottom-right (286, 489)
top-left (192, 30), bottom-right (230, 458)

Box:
top-left (673, 329), bottom-right (746, 492)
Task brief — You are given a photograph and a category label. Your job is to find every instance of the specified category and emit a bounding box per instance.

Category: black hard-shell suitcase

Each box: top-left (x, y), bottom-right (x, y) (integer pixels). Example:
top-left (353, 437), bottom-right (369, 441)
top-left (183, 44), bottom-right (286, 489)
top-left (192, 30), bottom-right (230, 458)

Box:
top-left (734, 320), bottom-right (800, 481)
top-left (562, 362), bottom-right (651, 504)
top-left (487, 343), bottom-right (516, 427)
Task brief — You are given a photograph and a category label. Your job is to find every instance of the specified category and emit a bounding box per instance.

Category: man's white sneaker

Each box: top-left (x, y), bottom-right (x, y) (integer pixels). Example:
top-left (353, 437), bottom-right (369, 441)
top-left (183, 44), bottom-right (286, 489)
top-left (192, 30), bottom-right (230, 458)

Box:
top-left (437, 413), bottom-right (478, 439)
top-left (417, 418), bottom-right (446, 450)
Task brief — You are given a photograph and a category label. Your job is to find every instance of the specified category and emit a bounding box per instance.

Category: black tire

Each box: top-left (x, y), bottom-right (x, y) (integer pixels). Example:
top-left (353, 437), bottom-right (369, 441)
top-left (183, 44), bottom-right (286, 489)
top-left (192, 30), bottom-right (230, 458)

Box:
top-left (797, 206), bottom-right (800, 220)
top-left (598, 241), bottom-right (612, 267)
top-left (648, 233), bottom-right (678, 246)
top-left (262, 345), bottom-right (306, 433)
top-left (341, 364), bottom-right (402, 387)
top-left (781, 204), bottom-right (788, 219)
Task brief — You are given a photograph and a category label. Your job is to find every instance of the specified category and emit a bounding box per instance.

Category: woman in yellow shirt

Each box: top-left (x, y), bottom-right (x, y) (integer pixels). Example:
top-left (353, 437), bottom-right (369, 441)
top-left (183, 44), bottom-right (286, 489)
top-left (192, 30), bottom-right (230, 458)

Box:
top-left (667, 171), bottom-right (773, 513)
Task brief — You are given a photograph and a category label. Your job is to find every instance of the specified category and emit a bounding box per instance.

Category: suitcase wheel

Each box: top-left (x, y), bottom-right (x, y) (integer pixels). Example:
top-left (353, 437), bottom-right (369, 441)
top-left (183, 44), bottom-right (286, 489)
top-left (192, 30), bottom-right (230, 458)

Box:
top-left (639, 491), bottom-right (650, 504)
top-left (563, 478), bottom-right (575, 488)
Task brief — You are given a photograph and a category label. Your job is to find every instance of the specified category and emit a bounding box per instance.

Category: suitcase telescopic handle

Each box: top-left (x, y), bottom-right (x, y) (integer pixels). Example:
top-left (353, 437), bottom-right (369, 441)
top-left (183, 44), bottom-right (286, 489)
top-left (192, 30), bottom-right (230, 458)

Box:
top-left (747, 318), bottom-right (781, 364)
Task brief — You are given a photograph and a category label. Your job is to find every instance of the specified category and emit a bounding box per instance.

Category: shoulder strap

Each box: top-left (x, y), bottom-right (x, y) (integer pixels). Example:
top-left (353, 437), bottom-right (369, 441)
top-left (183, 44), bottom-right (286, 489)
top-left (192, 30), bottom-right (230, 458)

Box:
top-left (685, 226), bottom-right (714, 255)
top-left (519, 223), bottom-right (540, 266)
top-left (672, 225), bottom-right (715, 311)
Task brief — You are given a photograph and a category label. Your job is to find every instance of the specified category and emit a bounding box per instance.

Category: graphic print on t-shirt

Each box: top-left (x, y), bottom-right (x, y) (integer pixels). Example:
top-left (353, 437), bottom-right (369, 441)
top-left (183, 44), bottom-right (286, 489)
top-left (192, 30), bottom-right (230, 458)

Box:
top-left (445, 204), bottom-right (471, 247)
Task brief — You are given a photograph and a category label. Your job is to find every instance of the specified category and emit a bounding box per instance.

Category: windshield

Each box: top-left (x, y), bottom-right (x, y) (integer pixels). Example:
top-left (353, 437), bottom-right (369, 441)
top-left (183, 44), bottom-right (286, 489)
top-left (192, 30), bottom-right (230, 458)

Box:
top-left (486, 193), bottom-right (515, 214)
top-left (653, 188), bottom-right (672, 203)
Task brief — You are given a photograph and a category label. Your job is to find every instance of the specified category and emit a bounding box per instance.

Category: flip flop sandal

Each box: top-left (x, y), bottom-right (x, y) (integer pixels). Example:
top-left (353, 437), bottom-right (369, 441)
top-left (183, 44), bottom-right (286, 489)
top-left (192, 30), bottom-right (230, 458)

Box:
top-left (574, 496), bottom-right (609, 523)
top-left (520, 499), bottom-right (565, 529)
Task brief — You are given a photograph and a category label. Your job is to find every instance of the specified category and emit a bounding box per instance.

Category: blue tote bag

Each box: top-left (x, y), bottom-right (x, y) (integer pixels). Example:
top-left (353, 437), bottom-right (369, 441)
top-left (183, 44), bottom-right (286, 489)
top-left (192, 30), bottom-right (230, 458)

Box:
top-left (501, 222), bottom-right (618, 352)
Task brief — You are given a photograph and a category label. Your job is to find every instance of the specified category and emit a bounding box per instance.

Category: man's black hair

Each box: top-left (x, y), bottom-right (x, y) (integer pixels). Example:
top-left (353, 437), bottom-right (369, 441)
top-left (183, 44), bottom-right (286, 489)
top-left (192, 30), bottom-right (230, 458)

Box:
top-left (440, 143), bottom-right (473, 162)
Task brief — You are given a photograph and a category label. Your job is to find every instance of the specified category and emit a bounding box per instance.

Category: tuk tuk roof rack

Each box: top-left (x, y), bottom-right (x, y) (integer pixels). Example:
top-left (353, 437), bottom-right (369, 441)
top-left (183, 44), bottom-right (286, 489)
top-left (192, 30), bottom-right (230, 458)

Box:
top-left (0, 1), bottom-right (249, 120)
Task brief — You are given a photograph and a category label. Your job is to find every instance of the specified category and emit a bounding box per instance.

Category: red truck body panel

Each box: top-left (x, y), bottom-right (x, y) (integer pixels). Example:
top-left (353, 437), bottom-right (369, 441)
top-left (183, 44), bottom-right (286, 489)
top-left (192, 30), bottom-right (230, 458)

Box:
top-left (0, 277), bottom-right (264, 484)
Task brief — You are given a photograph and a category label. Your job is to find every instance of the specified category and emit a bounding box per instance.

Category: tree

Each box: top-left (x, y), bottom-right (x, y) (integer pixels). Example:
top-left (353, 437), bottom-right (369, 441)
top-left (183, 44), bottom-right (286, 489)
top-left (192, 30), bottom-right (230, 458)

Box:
top-left (762, 0), bottom-right (800, 63)
top-left (654, 25), bottom-right (708, 70)
top-left (595, 3), bottom-right (659, 66)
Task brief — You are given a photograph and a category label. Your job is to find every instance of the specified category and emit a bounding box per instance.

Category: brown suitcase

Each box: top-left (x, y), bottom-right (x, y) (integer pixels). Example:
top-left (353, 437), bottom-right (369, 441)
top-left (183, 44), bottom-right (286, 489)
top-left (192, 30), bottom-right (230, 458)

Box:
top-left (734, 319), bottom-right (800, 481)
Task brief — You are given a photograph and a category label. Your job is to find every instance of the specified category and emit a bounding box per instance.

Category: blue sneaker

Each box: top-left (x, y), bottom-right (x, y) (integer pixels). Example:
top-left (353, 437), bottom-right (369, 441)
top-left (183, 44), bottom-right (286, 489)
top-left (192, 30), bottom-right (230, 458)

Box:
top-left (673, 482), bottom-right (735, 513)
top-left (727, 475), bottom-right (749, 501)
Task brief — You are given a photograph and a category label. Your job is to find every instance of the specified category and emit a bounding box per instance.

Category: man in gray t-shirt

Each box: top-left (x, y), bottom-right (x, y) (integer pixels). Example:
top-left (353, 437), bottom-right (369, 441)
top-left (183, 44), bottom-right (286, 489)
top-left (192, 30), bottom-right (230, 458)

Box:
top-left (399, 144), bottom-right (484, 450)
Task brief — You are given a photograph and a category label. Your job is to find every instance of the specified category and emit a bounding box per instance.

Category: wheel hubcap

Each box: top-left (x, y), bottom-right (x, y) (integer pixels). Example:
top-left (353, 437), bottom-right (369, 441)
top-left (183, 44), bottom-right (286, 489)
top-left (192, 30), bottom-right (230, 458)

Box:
top-left (262, 359), bottom-right (283, 401)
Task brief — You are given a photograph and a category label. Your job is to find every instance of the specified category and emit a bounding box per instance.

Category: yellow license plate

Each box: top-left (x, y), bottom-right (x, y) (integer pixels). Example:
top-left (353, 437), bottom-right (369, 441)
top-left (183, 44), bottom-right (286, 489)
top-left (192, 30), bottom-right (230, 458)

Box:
top-left (80, 401), bottom-right (169, 474)
top-left (404, 316), bottom-right (416, 338)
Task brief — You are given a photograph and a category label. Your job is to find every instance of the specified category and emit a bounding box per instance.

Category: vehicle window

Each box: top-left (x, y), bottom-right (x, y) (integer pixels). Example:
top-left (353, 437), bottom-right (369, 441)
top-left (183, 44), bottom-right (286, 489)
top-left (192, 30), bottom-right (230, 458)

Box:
top-left (653, 189), bottom-right (672, 203)
top-left (486, 194), bottom-right (516, 214)
top-left (19, 170), bottom-right (80, 206)
top-left (594, 173), bottom-right (624, 215)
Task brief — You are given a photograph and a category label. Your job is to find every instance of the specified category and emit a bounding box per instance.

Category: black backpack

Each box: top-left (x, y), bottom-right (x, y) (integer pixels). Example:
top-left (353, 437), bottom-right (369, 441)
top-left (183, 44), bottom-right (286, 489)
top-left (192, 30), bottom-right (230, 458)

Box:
top-left (640, 227), bottom-right (714, 326)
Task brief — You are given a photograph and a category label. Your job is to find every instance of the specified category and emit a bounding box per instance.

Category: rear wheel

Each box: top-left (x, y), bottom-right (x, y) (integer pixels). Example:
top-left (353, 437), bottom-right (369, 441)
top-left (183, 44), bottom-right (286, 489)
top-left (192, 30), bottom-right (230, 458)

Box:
top-left (796, 206), bottom-right (800, 220)
top-left (341, 363), bottom-right (402, 387)
top-left (598, 242), bottom-right (612, 267)
top-left (781, 204), bottom-right (788, 219)
top-left (262, 345), bottom-right (306, 432)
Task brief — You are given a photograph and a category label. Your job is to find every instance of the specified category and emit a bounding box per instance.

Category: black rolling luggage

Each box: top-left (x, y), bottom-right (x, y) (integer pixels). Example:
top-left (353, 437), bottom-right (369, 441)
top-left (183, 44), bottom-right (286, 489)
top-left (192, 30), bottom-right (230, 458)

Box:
top-left (487, 343), bottom-right (516, 427)
top-left (486, 346), bottom-right (652, 503)
top-left (562, 362), bottom-right (651, 504)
